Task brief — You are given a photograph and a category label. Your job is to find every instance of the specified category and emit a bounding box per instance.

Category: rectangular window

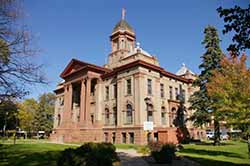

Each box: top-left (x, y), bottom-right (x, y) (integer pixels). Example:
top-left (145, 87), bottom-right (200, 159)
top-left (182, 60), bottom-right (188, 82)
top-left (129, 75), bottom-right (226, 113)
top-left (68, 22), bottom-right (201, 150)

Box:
top-left (160, 83), bottom-right (164, 98)
top-left (147, 132), bottom-right (152, 143)
top-left (147, 79), bottom-right (152, 95)
top-left (104, 132), bottom-right (109, 142)
top-left (91, 114), bottom-right (94, 124)
top-left (169, 86), bottom-right (173, 100)
top-left (105, 86), bottom-right (109, 100)
top-left (182, 89), bottom-right (186, 102)
top-left (161, 112), bottom-right (166, 125)
top-left (129, 132), bottom-right (134, 144)
top-left (122, 133), bottom-right (126, 144)
top-left (154, 132), bottom-right (158, 142)
top-left (114, 84), bottom-right (117, 99)
top-left (113, 107), bottom-right (117, 125)
top-left (175, 87), bottom-right (178, 100)
top-left (147, 111), bottom-right (153, 122)
top-left (112, 132), bottom-right (116, 144)
top-left (127, 79), bottom-right (132, 95)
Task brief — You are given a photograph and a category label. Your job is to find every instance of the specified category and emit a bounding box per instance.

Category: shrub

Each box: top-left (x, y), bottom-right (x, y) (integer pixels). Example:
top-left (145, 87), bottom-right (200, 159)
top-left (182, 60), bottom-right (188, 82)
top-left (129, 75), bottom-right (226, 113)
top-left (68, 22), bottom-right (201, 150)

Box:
top-left (148, 142), bottom-right (176, 164)
top-left (148, 141), bottom-right (163, 152)
top-left (57, 142), bottom-right (119, 166)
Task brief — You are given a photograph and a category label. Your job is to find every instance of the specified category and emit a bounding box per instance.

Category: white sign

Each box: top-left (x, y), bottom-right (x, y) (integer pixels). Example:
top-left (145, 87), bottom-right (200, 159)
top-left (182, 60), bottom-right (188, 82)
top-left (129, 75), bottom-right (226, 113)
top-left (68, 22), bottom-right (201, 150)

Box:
top-left (143, 121), bottom-right (154, 131)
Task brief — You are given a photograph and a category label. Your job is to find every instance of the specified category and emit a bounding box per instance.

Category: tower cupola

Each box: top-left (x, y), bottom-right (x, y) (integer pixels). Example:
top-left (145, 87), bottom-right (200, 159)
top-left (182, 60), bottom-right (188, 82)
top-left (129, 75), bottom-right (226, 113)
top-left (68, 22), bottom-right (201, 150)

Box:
top-left (110, 8), bottom-right (136, 53)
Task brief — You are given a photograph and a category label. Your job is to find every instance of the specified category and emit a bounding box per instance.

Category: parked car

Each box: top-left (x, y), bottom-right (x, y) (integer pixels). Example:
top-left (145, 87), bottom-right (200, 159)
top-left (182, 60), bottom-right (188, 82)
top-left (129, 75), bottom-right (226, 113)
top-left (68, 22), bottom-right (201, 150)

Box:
top-left (220, 133), bottom-right (229, 140)
top-left (206, 132), bottom-right (214, 140)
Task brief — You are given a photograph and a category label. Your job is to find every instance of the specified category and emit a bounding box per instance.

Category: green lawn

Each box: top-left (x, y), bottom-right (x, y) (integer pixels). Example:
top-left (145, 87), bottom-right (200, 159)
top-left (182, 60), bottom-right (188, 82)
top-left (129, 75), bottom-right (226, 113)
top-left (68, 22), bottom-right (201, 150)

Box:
top-left (177, 141), bottom-right (250, 166)
top-left (0, 139), bottom-right (76, 166)
top-left (0, 139), bottom-right (249, 166)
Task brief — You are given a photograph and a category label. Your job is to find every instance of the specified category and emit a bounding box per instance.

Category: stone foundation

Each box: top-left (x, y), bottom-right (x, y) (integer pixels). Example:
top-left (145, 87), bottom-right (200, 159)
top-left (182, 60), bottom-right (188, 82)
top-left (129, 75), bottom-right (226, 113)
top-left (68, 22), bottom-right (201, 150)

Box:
top-left (50, 126), bottom-right (187, 145)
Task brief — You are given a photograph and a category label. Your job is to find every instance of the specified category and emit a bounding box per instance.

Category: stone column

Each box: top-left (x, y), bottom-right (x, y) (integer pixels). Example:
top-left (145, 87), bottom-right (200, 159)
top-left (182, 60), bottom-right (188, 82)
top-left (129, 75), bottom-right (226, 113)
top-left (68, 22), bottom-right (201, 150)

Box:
top-left (63, 83), bottom-right (72, 127)
top-left (117, 78), bottom-right (123, 126)
top-left (154, 78), bottom-right (161, 126)
top-left (134, 73), bottom-right (141, 125)
top-left (80, 79), bottom-right (86, 122)
top-left (85, 78), bottom-right (91, 122)
top-left (95, 79), bottom-right (102, 123)
top-left (138, 73), bottom-right (145, 125)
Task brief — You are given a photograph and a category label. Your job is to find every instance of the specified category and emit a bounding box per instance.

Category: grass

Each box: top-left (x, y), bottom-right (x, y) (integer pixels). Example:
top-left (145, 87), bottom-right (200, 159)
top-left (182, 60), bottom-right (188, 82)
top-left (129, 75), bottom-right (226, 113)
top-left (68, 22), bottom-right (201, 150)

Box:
top-left (1, 139), bottom-right (249, 166)
top-left (177, 141), bottom-right (250, 166)
top-left (0, 139), bottom-right (76, 166)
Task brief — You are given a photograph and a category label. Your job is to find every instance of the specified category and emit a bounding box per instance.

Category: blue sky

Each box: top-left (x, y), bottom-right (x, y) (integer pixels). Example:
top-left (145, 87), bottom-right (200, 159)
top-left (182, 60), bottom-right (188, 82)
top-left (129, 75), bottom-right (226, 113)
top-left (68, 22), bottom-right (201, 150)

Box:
top-left (22, 0), bottom-right (248, 99)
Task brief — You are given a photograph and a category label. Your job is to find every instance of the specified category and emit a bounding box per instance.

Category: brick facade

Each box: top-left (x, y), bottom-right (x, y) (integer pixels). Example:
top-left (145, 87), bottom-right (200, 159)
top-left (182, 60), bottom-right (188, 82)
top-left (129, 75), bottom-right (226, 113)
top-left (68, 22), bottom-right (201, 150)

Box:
top-left (50, 15), bottom-right (204, 145)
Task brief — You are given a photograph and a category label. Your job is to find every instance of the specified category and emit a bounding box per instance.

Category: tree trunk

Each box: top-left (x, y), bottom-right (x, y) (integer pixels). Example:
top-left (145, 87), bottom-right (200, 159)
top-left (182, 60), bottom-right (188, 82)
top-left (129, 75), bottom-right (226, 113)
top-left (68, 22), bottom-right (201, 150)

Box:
top-left (13, 132), bottom-right (16, 145)
top-left (213, 119), bottom-right (220, 146)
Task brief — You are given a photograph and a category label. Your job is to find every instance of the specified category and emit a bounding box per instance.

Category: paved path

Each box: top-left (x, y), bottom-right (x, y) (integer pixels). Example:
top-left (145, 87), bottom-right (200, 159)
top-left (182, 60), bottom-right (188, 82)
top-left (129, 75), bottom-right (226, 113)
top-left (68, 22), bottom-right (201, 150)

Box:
top-left (116, 149), bottom-right (149, 166)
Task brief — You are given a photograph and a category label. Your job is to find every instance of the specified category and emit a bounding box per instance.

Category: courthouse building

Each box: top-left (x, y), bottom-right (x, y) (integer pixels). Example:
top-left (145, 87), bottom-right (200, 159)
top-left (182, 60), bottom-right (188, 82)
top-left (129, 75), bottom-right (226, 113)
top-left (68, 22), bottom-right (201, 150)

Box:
top-left (50, 12), bottom-right (202, 144)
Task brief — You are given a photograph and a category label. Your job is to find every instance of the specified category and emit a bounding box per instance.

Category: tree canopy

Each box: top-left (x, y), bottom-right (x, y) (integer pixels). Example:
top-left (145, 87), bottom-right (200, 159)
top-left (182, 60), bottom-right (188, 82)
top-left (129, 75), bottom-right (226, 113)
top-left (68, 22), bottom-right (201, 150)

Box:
top-left (0, 0), bottom-right (46, 102)
top-left (207, 54), bottom-right (250, 126)
top-left (189, 26), bottom-right (223, 127)
top-left (217, 5), bottom-right (250, 54)
top-left (189, 25), bottom-right (224, 145)
top-left (18, 93), bottom-right (56, 134)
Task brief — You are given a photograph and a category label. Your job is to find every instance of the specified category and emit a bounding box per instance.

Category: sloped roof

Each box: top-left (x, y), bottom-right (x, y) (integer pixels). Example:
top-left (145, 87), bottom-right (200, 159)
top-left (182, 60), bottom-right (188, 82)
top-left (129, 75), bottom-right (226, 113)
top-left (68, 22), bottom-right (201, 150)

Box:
top-left (112, 19), bottom-right (134, 34)
top-left (102, 60), bottom-right (192, 84)
top-left (176, 63), bottom-right (195, 76)
top-left (60, 59), bottom-right (111, 79)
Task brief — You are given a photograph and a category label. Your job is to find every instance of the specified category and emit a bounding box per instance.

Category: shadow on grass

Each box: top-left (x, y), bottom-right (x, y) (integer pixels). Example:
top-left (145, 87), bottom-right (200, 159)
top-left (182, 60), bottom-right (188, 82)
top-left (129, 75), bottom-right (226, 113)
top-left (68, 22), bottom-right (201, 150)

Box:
top-left (185, 156), bottom-right (250, 166)
top-left (1, 150), bottom-right (61, 166)
top-left (0, 145), bottom-right (61, 166)
top-left (194, 142), bottom-right (235, 146)
top-left (180, 148), bottom-right (244, 159)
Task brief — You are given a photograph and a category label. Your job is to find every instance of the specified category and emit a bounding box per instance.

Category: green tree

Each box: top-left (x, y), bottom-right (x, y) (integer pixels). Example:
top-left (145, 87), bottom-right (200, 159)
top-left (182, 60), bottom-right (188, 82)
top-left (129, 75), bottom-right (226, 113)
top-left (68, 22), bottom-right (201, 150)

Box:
top-left (217, 5), bottom-right (250, 54)
top-left (32, 93), bottom-right (56, 134)
top-left (0, 0), bottom-right (46, 101)
top-left (207, 54), bottom-right (250, 131)
top-left (189, 26), bottom-right (223, 145)
top-left (18, 98), bottom-right (39, 136)
top-left (207, 53), bottom-right (250, 156)
top-left (0, 100), bottom-right (18, 135)
top-left (174, 85), bottom-right (190, 143)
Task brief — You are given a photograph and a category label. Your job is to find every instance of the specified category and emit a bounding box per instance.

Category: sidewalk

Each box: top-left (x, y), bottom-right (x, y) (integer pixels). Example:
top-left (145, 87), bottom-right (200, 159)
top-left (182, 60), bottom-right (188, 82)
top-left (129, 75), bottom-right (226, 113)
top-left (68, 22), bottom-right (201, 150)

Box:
top-left (116, 149), bottom-right (149, 166)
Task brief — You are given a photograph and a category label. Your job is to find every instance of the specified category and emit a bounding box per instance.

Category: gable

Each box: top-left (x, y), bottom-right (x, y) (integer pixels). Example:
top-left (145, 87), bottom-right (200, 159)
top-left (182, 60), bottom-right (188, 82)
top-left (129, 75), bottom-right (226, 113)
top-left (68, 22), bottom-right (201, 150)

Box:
top-left (60, 59), bottom-right (88, 78)
top-left (60, 58), bottom-right (112, 79)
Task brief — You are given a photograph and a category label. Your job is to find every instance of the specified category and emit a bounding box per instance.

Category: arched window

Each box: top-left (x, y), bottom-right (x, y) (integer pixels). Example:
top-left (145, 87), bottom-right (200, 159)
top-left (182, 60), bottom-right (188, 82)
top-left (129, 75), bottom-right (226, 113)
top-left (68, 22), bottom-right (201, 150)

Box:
top-left (120, 39), bottom-right (125, 49)
top-left (126, 104), bottom-right (133, 124)
top-left (57, 114), bottom-right (61, 126)
top-left (105, 108), bottom-right (110, 125)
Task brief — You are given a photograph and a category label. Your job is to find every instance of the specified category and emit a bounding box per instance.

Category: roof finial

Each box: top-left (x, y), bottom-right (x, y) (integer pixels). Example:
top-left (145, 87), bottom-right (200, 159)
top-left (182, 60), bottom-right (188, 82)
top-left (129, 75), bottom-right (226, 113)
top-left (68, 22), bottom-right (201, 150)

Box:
top-left (136, 42), bottom-right (140, 48)
top-left (122, 8), bottom-right (126, 20)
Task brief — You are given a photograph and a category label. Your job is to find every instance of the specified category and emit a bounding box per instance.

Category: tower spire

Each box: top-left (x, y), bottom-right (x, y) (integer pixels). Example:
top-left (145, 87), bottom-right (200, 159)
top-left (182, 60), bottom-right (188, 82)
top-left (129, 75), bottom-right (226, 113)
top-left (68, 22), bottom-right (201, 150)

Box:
top-left (122, 8), bottom-right (126, 20)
